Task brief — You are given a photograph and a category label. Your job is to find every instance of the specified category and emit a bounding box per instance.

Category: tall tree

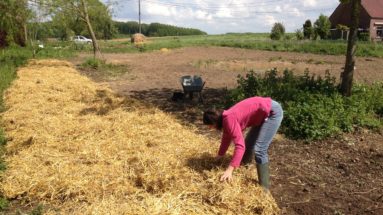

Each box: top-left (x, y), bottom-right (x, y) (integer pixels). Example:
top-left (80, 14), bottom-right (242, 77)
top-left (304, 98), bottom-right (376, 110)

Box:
top-left (80, 0), bottom-right (102, 59)
top-left (33, 0), bottom-right (104, 59)
top-left (340, 0), bottom-right (361, 96)
top-left (303, 20), bottom-right (313, 39)
top-left (270, 22), bottom-right (285, 40)
top-left (0, 0), bottom-right (30, 47)
top-left (314, 14), bottom-right (331, 39)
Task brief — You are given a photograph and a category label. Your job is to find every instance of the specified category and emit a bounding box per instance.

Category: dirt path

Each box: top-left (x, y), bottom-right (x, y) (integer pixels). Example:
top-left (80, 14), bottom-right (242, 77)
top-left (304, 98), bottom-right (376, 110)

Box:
top-left (73, 47), bottom-right (383, 214)
top-left (74, 46), bottom-right (383, 93)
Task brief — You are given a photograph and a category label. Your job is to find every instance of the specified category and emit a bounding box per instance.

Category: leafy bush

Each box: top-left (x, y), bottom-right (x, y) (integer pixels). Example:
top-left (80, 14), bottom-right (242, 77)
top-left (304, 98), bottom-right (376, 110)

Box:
top-left (314, 14), bottom-right (331, 39)
top-left (303, 20), bottom-right (314, 39)
top-left (0, 129), bottom-right (6, 147)
top-left (358, 32), bottom-right (370, 41)
top-left (80, 58), bottom-right (129, 80)
top-left (227, 69), bottom-right (383, 140)
top-left (81, 58), bottom-right (103, 69)
top-left (270, 23), bottom-right (285, 40)
top-left (30, 205), bottom-right (44, 215)
top-left (0, 197), bottom-right (8, 210)
top-left (295, 29), bottom-right (304, 40)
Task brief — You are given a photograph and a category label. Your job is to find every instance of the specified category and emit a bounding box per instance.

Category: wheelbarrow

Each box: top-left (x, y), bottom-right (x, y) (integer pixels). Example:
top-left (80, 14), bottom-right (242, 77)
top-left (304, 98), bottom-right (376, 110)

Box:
top-left (180, 75), bottom-right (205, 103)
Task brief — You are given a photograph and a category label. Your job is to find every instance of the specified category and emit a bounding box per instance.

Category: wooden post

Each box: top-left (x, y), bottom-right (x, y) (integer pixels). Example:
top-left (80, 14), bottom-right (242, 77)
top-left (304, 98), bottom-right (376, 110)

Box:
top-left (139, 0), bottom-right (141, 34)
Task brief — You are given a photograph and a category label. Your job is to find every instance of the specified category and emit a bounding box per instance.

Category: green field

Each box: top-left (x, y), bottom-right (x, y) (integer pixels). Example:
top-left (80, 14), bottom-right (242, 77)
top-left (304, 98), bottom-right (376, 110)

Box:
top-left (94, 34), bottom-right (383, 57)
top-left (1, 33), bottom-right (383, 114)
top-left (8, 33), bottom-right (382, 58)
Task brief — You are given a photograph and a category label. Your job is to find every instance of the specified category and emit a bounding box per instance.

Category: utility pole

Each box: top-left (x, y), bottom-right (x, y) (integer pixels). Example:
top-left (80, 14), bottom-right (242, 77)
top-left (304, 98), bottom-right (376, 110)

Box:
top-left (138, 0), bottom-right (141, 34)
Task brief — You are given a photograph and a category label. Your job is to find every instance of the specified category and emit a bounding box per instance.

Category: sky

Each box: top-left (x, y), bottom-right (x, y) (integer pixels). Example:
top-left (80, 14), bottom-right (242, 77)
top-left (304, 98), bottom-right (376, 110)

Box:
top-left (103, 0), bottom-right (340, 34)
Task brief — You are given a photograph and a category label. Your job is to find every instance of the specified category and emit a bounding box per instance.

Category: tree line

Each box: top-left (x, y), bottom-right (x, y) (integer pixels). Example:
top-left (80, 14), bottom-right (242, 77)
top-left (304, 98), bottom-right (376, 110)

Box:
top-left (114, 21), bottom-right (207, 37)
top-left (30, 21), bottom-right (206, 41)
top-left (0, 0), bottom-right (29, 47)
top-left (270, 14), bottom-right (332, 41)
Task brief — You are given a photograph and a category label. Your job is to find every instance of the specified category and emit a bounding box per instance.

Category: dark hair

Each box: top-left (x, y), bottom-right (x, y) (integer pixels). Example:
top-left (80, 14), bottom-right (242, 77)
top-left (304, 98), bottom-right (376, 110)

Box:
top-left (203, 109), bottom-right (223, 130)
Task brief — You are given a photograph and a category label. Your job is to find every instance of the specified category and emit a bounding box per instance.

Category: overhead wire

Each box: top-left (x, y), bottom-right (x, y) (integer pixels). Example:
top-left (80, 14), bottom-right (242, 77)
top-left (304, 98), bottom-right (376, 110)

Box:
top-left (139, 0), bottom-right (332, 10)
top-left (28, 0), bottom-right (336, 22)
top-left (139, 0), bottom-right (334, 17)
top-left (119, 0), bottom-right (290, 8)
top-left (142, 0), bottom-right (292, 9)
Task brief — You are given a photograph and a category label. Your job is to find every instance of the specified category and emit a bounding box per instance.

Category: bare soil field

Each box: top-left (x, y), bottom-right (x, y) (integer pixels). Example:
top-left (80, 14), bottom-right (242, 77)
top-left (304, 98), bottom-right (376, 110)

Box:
top-left (74, 47), bottom-right (383, 214)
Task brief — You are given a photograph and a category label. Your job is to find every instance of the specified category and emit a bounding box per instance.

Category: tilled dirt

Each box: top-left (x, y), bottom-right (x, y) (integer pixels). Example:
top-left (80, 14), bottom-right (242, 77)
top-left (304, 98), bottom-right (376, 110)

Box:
top-left (74, 46), bottom-right (383, 215)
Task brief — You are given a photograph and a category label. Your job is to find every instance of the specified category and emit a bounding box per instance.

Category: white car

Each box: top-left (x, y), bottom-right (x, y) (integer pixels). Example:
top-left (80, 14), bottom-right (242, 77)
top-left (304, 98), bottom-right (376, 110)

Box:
top-left (73, 35), bottom-right (92, 44)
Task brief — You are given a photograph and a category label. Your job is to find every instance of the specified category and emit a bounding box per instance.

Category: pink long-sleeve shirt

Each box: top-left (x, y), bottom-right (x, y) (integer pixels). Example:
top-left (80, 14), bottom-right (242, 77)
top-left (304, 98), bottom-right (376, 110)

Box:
top-left (218, 97), bottom-right (272, 167)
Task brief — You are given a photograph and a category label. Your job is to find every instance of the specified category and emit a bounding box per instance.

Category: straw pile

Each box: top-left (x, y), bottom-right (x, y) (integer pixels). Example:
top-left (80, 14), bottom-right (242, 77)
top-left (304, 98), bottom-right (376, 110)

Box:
top-left (131, 33), bottom-right (146, 44)
top-left (0, 60), bottom-right (279, 214)
top-left (160, 48), bottom-right (170, 52)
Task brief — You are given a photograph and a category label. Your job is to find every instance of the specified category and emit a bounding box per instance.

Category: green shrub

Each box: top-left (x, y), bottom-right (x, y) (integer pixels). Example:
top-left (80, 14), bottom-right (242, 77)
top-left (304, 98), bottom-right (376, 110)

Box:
top-left (270, 23), bottom-right (285, 40)
top-left (0, 197), bottom-right (9, 210)
top-left (358, 32), bottom-right (370, 41)
top-left (314, 14), bottom-right (331, 39)
top-left (30, 204), bottom-right (43, 215)
top-left (81, 58), bottom-right (103, 69)
top-left (227, 69), bottom-right (383, 140)
top-left (295, 29), bottom-right (304, 40)
top-left (303, 20), bottom-right (314, 39)
top-left (0, 128), bottom-right (6, 146)
top-left (283, 94), bottom-right (344, 139)
top-left (80, 58), bottom-right (129, 81)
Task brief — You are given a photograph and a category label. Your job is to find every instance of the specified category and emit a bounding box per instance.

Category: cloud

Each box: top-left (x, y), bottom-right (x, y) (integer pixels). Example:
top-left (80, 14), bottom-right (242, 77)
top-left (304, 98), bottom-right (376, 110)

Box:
top-left (144, 2), bottom-right (173, 17)
top-left (195, 10), bottom-right (213, 21)
top-left (264, 15), bottom-right (277, 26)
top-left (302, 0), bottom-right (318, 7)
top-left (215, 7), bottom-right (233, 18)
top-left (276, 6), bottom-right (284, 13)
top-left (104, 0), bottom-right (339, 34)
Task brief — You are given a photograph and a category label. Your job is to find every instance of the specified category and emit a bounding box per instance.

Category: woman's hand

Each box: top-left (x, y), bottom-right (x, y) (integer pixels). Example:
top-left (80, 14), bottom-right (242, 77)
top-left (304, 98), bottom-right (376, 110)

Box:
top-left (220, 165), bottom-right (235, 182)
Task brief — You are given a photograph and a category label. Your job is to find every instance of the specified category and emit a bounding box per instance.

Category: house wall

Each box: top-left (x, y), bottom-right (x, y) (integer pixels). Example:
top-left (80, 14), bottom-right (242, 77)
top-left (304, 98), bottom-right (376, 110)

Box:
top-left (370, 19), bottom-right (383, 41)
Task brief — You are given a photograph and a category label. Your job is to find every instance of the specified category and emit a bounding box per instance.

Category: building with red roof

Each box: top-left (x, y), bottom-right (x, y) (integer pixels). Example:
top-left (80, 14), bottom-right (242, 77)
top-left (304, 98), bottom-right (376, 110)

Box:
top-left (329, 0), bottom-right (383, 41)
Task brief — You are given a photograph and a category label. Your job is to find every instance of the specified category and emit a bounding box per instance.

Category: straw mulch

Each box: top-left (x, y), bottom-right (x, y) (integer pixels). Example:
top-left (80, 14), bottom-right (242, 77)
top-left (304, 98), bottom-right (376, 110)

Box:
top-left (131, 33), bottom-right (146, 44)
top-left (0, 60), bottom-right (279, 214)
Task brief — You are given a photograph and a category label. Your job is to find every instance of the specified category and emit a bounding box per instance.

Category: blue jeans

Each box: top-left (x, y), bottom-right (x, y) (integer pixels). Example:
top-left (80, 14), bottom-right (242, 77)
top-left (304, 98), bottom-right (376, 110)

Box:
top-left (245, 100), bottom-right (283, 164)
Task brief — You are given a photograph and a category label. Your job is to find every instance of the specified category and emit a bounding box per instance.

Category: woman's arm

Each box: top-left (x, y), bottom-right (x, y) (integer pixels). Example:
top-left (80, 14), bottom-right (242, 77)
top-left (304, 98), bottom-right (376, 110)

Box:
top-left (219, 116), bottom-right (245, 182)
top-left (217, 131), bottom-right (231, 156)
top-left (228, 122), bottom-right (245, 168)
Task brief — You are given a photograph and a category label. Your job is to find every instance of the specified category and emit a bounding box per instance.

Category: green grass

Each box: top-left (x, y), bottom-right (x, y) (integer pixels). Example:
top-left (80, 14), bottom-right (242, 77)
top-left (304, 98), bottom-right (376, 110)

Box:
top-left (1, 45), bottom-right (75, 111)
top-left (0, 45), bottom-right (75, 172)
top-left (0, 197), bottom-right (9, 210)
top-left (95, 34), bottom-right (383, 57)
top-left (80, 58), bottom-right (131, 80)
top-left (0, 47), bottom-right (30, 212)
top-left (0, 45), bottom-right (75, 212)
top-left (192, 59), bottom-right (219, 69)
